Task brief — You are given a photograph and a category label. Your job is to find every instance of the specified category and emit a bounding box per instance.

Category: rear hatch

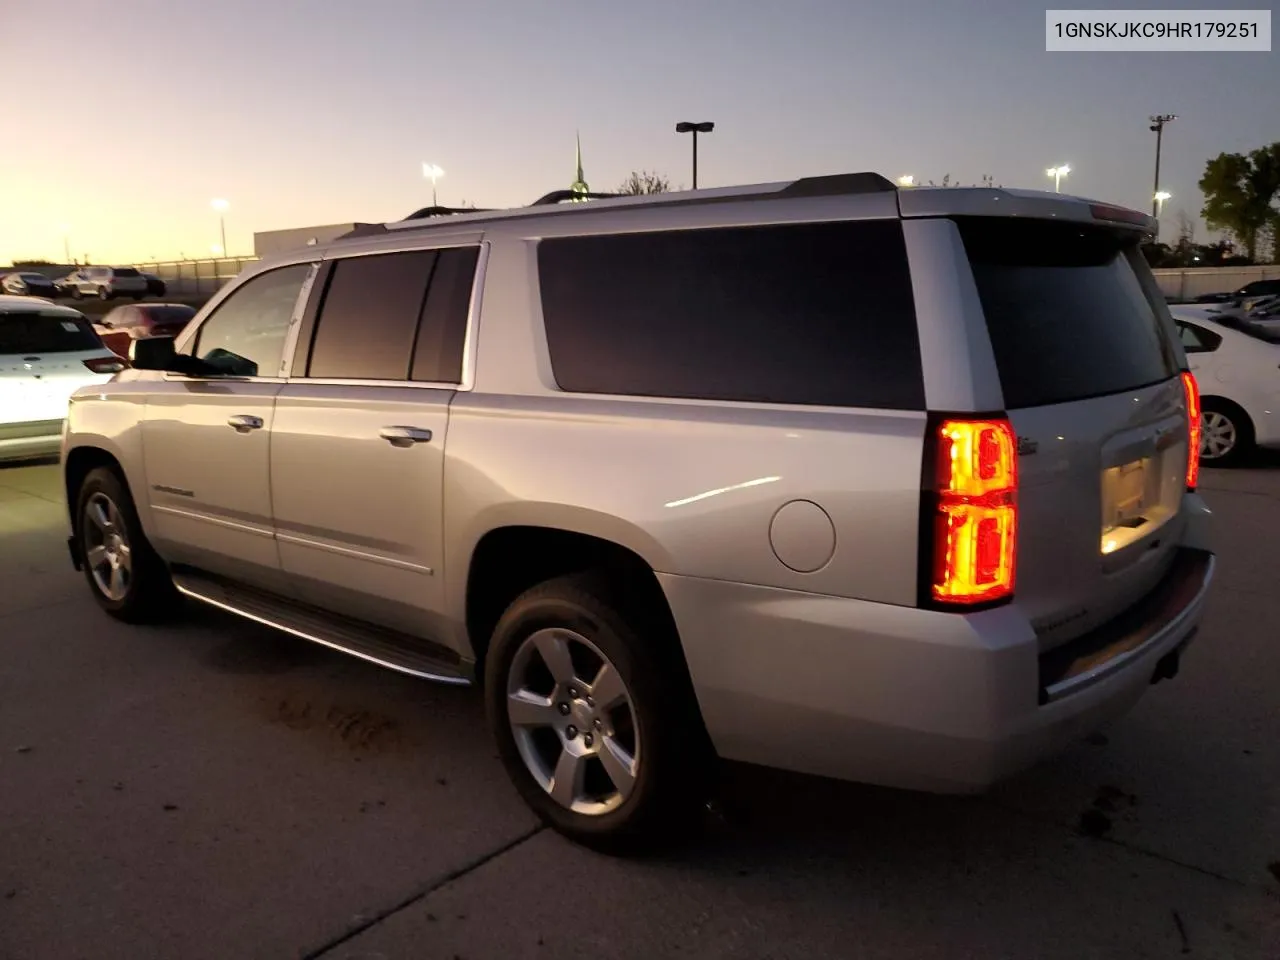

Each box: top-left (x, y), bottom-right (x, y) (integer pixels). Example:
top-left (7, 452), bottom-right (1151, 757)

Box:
top-left (956, 216), bottom-right (1189, 652)
top-left (0, 309), bottom-right (114, 424)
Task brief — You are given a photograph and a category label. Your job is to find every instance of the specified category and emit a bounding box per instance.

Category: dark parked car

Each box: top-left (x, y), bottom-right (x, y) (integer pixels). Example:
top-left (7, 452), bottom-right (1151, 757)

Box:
top-left (140, 272), bottom-right (167, 297)
top-left (93, 302), bottom-right (196, 357)
top-left (1, 272), bottom-right (58, 298)
top-left (1194, 278), bottom-right (1280, 304)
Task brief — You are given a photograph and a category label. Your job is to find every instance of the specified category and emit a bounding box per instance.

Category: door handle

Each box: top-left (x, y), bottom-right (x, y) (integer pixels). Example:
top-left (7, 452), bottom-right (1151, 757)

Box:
top-left (227, 414), bottom-right (264, 433)
top-left (379, 425), bottom-right (433, 447)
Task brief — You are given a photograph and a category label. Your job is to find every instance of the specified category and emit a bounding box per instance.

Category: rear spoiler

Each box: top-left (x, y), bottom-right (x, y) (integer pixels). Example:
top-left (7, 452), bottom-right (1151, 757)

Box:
top-left (897, 187), bottom-right (1157, 235)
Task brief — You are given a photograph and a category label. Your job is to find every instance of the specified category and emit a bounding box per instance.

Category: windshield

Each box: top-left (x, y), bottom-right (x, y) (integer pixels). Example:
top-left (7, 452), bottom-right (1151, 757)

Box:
top-left (1212, 313), bottom-right (1280, 345)
top-left (957, 218), bottom-right (1180, 409)
top-left (0, 310), bottom-right (102, 354)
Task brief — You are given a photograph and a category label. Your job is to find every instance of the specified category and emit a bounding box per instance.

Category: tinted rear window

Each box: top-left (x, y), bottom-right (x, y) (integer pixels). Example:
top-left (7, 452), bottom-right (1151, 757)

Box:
top-left (142, 305), bottom-right (195, 325)
top-left (112, 268), bottom-right (141, 278)
top-left (958, 218), bottom-right (1179, 409)
top-left (538, 220), bottom-right (924, 409)
top-left (0, 311), bottom-right (101, 353)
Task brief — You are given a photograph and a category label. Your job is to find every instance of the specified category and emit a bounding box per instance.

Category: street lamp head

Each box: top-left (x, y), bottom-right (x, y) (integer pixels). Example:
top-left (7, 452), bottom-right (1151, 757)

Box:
top-left (896, 175), bottom-right (915, 187)
top-left (676, 121), bottom-right (714, 134)
top-left (422, 163), bottom-right (444, 179)
top-left (1154, 191), bottom-right (1172, 202)
top-left (211, 198), bottom-right (229, 212)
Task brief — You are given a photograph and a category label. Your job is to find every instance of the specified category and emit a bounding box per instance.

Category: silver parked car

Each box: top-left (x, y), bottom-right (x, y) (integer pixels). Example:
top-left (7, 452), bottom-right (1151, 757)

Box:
top-left (61, 266), bottom-right (148, 301)
top-left (61, 174), bottom-right (1214, 850)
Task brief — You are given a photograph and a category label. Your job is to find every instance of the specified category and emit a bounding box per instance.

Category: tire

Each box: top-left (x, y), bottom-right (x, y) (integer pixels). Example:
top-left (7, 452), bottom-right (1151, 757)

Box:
top-left (71, 286), bottom-right (84, 300)
top-left (132, 294), bottom-right (144, 301)
top-left (484, 573), bottom-right (707, 853)
top-left (75, 467), bottom-right (179, 623)
top-left (98, 286), bottom-right (112, 300)
top-left (1200, 399), bottom-right (1254, 468)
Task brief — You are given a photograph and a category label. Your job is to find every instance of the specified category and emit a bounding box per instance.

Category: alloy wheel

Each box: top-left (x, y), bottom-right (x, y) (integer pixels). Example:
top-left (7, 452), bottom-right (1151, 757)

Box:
top-left (506, 627), bottom-right (641, 816)
top-left (83, 492), bottom-right (132, 601)
top-left (1200, 410), bottom-right (1237, 460)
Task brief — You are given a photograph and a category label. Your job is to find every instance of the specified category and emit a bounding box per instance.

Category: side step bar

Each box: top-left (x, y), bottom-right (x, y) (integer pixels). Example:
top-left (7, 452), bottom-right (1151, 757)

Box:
top-left (171, 569), bottom-right (472, 686)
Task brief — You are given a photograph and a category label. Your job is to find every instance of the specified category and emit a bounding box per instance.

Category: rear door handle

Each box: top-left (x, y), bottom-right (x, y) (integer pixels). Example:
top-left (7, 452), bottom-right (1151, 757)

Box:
top-left (380, 425), bottom-right (433, 447)
top-left (227, 414), bottom-right (264, 432)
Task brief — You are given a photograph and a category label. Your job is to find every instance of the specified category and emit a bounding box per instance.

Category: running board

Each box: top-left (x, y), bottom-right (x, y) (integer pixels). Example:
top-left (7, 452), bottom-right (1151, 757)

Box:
top-left (171, 569), bottom-right (472, 686)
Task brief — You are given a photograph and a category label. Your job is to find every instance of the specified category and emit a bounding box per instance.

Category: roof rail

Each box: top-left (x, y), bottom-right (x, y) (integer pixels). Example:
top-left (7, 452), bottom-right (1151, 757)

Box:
top-left (404, 204), bottom-right (497, 220)
top-left (780, 172), bottom-right (897, 196)
top-left (529, 189), bottom-right (626, 206)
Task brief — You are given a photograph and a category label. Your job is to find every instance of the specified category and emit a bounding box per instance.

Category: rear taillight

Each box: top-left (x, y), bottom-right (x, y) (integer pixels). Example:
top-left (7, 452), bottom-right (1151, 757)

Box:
top-left (926, 417), bottom-right (1018, 607)
top-left (1181, 371), bottom-right (1201, 491)
top-left (83, 356), bottom-right (128, 374)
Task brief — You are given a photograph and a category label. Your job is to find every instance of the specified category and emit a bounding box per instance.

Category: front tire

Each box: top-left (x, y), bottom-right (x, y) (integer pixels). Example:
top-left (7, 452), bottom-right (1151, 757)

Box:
top-left (484, 574), bottom-right (705, 853)
top-left (1200, 399), bottom-right (1254, 467)
top-left (75, 467), bottom-right (178, 622)
top-left (71, 286), bottom-right (84, 300)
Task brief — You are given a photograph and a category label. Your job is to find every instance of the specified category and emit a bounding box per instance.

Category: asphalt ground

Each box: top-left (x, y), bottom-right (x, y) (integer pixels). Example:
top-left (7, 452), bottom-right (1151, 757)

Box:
top-left (1, 456), bottom-right (1277, 959)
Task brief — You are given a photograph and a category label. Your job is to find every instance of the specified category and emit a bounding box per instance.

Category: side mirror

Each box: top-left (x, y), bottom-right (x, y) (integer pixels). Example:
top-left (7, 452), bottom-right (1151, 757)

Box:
top-left (128, 335), bottom-right (178, 370)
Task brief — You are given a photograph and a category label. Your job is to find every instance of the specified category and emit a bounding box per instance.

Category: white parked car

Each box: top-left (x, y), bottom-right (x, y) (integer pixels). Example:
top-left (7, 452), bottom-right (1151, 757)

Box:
top-left (1170, 308), bottom-right (1280, 464)
top-left (61, 266), bottom-right (148, 301)
top-left (0, 296), bottom-right (127, 462)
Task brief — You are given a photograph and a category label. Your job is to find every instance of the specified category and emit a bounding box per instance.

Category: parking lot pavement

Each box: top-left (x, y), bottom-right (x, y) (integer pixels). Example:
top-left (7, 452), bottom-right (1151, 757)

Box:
top-left (1, 458), bottom-right (1277, 959)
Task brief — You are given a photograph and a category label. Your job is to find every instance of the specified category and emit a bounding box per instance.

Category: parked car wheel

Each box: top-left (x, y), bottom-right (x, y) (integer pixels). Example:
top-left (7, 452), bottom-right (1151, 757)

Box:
top-left (75, 467), bottom-right (179, 623)
top-left (1200, 398), bottom-right (1254, 467)
top-left (132, 295), bottom-right (145, 301)
top-left (97, 286), bottom-right (112, 300)
top-left (484, 573), bottom-right (706, 853)
top-left (71, 286), bottom-right (84, 300)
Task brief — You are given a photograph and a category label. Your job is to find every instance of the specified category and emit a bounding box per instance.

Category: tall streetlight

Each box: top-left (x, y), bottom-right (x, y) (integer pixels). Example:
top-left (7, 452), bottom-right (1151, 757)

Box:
top-left (1154, 191), bottom-right (1172, 218)
top-left (211, 199), bottom-right (229, 258)
top-left (897, 175), bottom-right (915, 187)
top-left (675, 121), bottom-right (714, 189)
top-left (59, 224), bottom-right (71, 265)
top-left (1150, 114), bottom-right (1177, 218)
top-left (422, 163), bottom-right (444, 206)
top-left (1046, 164), bottom-right (1071, 192)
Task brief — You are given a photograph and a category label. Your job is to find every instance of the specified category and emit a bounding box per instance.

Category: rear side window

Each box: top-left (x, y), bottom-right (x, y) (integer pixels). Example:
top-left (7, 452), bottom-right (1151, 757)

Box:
top-left (112, 268), bottom-right (140, 278)
top-left (958, 218), bottom-right (1179, 409)
top-left (1177, 321), bottom-right (1222, 353)
top-left (0, 311), bottom-right (101, 354)
top-left (537, 220), bottom-right (923, 409)
top-left (308, 251), bottom-right (437, 380)
top-left (411, 247), bottom-right (478, 383)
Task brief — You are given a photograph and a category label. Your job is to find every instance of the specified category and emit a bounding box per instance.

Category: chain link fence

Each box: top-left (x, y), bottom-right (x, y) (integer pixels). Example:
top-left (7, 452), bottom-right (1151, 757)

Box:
top-left (130, 257), bottom-right (260, 298)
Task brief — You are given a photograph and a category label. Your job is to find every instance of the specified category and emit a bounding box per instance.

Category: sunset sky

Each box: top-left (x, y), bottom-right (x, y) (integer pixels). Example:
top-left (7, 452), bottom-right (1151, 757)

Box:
top-left (2, 0), bottom-right (1277, 265)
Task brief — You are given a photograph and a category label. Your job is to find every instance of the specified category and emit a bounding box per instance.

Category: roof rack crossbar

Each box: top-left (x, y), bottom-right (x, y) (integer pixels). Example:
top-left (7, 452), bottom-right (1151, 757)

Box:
top-left (529, 189), bottom-right (626, 207)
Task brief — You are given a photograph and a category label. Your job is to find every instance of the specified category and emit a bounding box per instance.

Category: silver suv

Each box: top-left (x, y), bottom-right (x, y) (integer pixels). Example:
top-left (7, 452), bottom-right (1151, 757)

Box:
top-left (61, 174), bottom-right (1215, 850)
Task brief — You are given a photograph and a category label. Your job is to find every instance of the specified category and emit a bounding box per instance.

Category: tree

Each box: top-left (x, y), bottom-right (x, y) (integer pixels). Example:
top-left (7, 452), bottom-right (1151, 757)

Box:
top-left (616, 170), bottom-right (671, 195)
top-left (1198, 142), bottom-right (1280, 262)
top-left (9, 258), bottom-right (54, 267)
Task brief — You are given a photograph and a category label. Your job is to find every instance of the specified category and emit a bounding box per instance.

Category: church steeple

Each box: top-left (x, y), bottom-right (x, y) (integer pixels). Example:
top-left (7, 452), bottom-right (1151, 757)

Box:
top-left (569, 131), bottom-right (590, 200)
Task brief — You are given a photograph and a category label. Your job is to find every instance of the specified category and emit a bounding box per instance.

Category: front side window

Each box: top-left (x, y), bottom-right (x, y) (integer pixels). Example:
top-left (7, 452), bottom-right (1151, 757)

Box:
top-left (190, 263), bottom-right (311, 377)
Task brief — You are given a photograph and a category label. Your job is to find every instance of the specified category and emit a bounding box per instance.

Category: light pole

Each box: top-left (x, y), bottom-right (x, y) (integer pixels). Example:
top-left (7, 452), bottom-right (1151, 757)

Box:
top-left (1154, 191), bottom-right (1171, 218)
top-left (1150, 114), bottom-right (1177, 218)
top-left (422, 163), bottom-right (444, 206)
top-left (675, 121), bottom-right (714, 189)
top-left (896, 175), bottom-right (915, 187)
top-left (59, 224), bottom-right (71, 264)
top-left (1046, 164), bottom-right (1070, 192)
top-left (211, 199), bottom-right (229, 257)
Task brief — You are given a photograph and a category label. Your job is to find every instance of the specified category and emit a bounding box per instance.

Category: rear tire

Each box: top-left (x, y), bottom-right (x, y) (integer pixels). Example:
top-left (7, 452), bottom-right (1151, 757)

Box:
top-left (1200, 399), bottom-right (1254, 467)
top-left (484, 573), bottom-right (707, 854)
top-left (75, 467), bottom-right (179, 623)
top-left (98, 286), bottom-right (112, 300)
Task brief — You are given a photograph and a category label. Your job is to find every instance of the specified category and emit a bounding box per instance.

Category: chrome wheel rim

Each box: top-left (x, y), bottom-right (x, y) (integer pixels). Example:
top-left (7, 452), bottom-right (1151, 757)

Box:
top-left (1200, 411), bottom-right (1237, 460)
top-left (83, 492), bottom-right (132, 601)
top-left (506, 628), bottom-right (640, 816)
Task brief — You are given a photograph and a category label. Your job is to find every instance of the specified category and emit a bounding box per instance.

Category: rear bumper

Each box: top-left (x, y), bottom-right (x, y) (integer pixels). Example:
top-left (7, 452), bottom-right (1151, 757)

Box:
top-left (661, 546), bottom-right (1215, 794)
